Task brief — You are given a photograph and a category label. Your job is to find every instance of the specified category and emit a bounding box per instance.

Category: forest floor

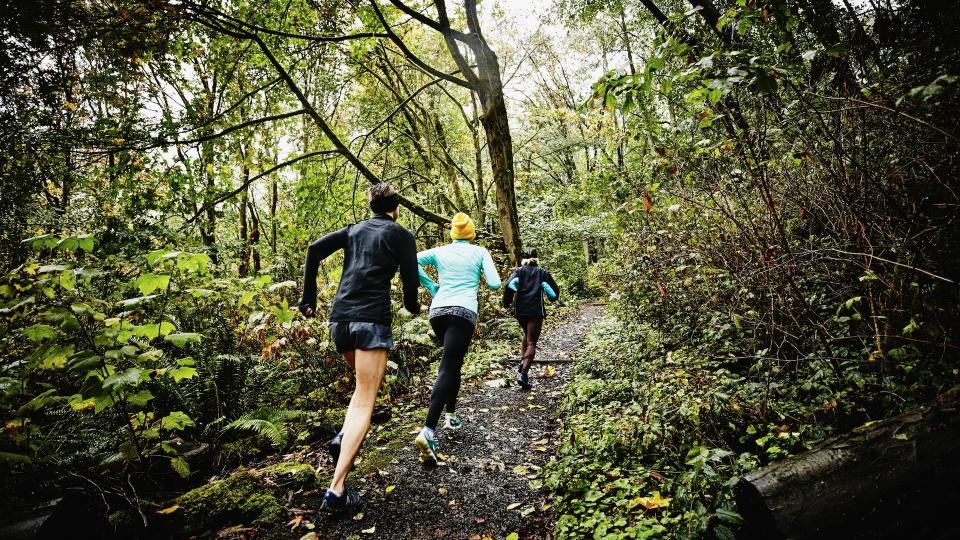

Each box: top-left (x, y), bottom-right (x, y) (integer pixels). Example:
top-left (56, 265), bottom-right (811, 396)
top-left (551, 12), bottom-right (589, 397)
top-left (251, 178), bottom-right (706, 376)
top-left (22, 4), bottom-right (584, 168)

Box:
top-left (292, 303), bottom-right (604, 540)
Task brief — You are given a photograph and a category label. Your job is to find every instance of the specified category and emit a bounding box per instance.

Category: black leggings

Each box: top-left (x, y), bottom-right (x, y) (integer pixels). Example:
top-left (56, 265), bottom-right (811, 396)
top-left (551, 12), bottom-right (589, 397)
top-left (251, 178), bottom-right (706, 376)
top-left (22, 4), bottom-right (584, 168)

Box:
top-left (425, 315), bottom-right (475, 430)
top-left (518, 317), bottom-right (544, 373)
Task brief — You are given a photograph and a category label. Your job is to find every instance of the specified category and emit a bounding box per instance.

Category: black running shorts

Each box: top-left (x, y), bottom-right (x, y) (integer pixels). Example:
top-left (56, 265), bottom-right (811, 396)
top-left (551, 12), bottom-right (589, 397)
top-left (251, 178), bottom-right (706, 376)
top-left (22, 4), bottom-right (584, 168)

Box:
top-left (329, 321), bottom-right (394, 353)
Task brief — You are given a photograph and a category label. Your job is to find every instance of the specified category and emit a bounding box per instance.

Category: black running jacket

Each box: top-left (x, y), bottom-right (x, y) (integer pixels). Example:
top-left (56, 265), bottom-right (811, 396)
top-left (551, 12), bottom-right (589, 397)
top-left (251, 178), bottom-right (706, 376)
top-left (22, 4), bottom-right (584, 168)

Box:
top-left (299, 214), bottom-right (420, 324)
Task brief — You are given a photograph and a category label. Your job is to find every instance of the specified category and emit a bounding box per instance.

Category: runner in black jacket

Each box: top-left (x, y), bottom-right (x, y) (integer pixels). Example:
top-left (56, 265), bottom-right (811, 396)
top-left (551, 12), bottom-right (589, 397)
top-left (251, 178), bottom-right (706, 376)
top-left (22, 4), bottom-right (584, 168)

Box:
top-left (299, 183), bottom-right (420, 514)
top-left (503, 249), bottom-right (560, 390)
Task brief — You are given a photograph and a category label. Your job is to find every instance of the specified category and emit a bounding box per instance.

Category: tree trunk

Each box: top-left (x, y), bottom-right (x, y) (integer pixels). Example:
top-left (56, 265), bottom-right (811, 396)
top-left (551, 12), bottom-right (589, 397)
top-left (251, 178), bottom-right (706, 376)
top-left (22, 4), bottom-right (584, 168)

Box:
top-left (238, 183), bottom-right (249, 277)
top-left (249, 200), bottom-right (261, 273)
top-left (735, 385), bottom-right (960, 540)
top-left (270, 174), bottom-right (277, 254)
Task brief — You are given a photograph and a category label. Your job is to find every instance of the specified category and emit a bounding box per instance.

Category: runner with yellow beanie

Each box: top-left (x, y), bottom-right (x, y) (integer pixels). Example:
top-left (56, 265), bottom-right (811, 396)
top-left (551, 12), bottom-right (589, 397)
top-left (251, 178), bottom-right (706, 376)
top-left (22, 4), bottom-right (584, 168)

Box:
top-left (414, 212), bottom-right (501, 463)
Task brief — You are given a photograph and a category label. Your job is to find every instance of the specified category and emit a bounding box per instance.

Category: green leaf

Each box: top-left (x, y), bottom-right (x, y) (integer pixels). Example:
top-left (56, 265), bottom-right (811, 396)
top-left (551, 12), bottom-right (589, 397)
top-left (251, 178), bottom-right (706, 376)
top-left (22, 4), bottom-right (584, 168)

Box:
top-left (134, 322), bottom-right (176, 339)
top-left (126, 389), bottom-right (154, 406)
top-left (103, 367), bottom-right (145, 391)
top-left (167, 366), bottom-right (197, 382)
top-left (146, 249), bottom-right (181, 267)
top-left (76, 234), bottom-right (95, 253)
top-left (33, 344), bottom-right (74, 369)
top-left (170, 456), bottom-right (190, 478)
top-left (22, 324), bottom-right (56, 342)
top-left (22, 233), bottom-right (57, 250)
top-left (58, 269), bottom-right (76, 291)
top-left (164, 332), bottom-right (202, 347)
top-left (161, 411), bottom-right (195, 431)
top-left (238, 290), bottom-right (256, 307)
top-left (134, 273), bottom-right (170, 295)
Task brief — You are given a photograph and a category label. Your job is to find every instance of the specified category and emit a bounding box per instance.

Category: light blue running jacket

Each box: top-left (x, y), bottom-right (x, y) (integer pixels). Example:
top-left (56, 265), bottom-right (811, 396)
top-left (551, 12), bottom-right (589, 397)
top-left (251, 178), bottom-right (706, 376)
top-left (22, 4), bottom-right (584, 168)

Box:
top-left (417, 240), bottom-right (501, 314)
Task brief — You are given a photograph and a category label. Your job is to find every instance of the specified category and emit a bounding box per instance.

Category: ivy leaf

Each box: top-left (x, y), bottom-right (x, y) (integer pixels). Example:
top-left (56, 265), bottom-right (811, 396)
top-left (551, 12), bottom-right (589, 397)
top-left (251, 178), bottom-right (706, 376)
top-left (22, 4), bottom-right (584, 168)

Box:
top-left (161, 411), bottom-right (195, 431)
top-left (164, 333), bottom-right (202, 347)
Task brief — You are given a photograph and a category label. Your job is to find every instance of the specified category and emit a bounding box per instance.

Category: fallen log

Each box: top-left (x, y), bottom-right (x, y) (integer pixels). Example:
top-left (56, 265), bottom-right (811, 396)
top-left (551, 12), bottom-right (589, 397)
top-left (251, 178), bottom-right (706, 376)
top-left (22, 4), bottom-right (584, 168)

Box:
top-left (735, 385), bottom-right (960, 540)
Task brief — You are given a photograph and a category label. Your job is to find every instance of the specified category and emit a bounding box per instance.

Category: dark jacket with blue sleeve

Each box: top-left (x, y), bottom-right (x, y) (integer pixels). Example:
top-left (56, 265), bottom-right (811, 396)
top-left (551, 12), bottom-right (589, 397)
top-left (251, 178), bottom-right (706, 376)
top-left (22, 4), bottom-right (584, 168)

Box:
top-left (502, 263), bottom-right (560, 318)
top-left (299, 214), bottom-right (420, 324)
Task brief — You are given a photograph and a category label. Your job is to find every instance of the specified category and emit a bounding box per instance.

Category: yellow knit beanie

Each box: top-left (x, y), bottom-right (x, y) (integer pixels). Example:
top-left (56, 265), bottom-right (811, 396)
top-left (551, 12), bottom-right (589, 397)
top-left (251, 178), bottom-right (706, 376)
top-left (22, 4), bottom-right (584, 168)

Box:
top-left (450, 212), bottom-right (476, 240)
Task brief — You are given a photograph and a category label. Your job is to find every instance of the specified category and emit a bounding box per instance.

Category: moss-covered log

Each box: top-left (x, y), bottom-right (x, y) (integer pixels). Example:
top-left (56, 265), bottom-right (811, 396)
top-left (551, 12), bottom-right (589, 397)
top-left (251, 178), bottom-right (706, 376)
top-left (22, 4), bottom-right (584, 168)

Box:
top-left (736, 385), bottom-right (960, 539)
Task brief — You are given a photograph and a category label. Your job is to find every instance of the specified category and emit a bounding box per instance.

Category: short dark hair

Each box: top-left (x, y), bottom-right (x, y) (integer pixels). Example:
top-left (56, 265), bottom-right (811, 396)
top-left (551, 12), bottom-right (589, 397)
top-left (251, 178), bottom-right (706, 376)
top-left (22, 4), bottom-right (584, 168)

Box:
top-left (524, 248), bottom-right (539, 259)
top-left (366, 182), bottom-right (396, 202)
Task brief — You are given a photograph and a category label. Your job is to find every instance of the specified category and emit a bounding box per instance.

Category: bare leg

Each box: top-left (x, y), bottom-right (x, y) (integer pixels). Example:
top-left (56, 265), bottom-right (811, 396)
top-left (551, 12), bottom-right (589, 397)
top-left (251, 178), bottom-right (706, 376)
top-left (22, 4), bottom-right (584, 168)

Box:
top-left (337, 351), bottom-right (358, 434)
top-left (329, 348), bottom-right (387, 495)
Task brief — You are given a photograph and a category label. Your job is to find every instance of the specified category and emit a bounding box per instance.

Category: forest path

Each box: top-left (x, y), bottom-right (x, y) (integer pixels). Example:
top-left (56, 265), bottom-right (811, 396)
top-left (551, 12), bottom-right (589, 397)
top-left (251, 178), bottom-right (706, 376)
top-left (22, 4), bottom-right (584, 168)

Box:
top-left (303, 303), bottom-right (603, 540)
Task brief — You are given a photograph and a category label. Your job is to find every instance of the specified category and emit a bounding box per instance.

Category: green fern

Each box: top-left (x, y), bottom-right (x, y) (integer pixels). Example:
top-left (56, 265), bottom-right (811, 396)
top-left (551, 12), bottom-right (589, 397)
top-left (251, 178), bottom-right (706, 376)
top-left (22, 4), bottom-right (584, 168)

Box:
top-left (222, 408), bottom-right (304, 449)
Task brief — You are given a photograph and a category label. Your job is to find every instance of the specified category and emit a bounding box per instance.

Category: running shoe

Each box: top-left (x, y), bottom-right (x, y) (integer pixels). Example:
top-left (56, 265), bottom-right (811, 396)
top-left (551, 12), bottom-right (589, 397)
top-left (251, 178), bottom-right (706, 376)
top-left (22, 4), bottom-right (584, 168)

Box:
top-left (328, 431), bottom-right (344, 463)
top-left (415, 427), bottom-right (439, 463)
top-left (319, 487), bottom-right (362, 514)
top-left (444, 412), bottom-right (463, 430)
top-left (517, 370), bottom-right (532, 390)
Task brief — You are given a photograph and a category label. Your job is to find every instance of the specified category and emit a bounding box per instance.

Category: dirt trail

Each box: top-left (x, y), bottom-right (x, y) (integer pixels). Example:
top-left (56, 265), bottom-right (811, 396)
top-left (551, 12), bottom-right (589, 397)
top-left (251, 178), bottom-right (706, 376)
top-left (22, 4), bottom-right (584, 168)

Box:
top-left (303, 304), bottom-right (603, 540)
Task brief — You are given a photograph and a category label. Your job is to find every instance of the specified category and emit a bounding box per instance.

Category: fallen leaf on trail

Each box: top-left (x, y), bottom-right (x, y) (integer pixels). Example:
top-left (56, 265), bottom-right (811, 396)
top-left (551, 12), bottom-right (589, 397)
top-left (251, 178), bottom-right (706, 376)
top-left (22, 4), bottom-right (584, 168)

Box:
top-left (156, 504), bottom-right (180, 515)
top-left (362, 526), bottom-right (376, 534)
top-left (353, 512), bottom-right (365, 521)
top-left (299, 533), bottom-right (319, 540)
top-left (474, 517), bottom-right (486, 525)
top-left (437, 453), bottom-right (449, 460)
top-left (643, 191), bottom-right (654, 212)
top-left (538, 366), bottom-right (557, 378)
top-left (649, 471), bottom-right (666, 482)
top-left (438, 487), bottom-right (448, 495)
top-left (541, 501), bottom-right (554, 511)
top-left (506, 502), bottom-right (522, 510)
top-left (513, 465), bottom-right (529, 475)
top-left (385, 485), bottom-right (395, 493)
top-left (636, 491), bottom-right (672, 510)
top-left (287, 515), bottom-right (303, 531)
top-left (484, 379), bottom-right (507, 388)
top-left (520, 506), bottom-right (536, 517)
top-left (506, 533), bottom-right (519, 540)
top-left (507, 427), bottom-right (518, 432)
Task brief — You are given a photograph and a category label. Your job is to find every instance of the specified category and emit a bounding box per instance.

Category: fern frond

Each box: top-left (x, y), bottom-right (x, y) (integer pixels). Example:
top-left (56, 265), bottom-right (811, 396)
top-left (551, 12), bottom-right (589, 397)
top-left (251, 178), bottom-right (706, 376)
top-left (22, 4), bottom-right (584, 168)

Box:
top-left (222, 408), bottom-right (304, 448)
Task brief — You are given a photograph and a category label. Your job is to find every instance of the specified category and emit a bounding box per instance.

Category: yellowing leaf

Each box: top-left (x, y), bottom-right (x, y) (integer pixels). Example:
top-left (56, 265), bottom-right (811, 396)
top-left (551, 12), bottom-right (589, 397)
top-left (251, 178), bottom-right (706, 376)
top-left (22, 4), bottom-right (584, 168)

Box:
top-left (385, 485), bottom-right (395, 493)
top-left (156, 504), bottom-right (180, 515)
top-left (636, 491), bottom-right (672, 510)
top-left (352, 512), bottom-right (365, 521)
top-left (287, 515), bottom-right (304, 531)
top-left (506, 502), bottom-right (522, 510)
top-left (438, 487), bottom-right (448, 495)
top-left (361, 526), bottom-right (376, 534)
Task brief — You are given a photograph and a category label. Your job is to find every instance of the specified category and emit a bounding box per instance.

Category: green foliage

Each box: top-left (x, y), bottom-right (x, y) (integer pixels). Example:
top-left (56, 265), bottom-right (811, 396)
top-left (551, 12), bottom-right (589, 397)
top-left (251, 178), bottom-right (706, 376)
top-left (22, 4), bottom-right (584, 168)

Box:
top-left (223, 408), bottom-right (304, 449)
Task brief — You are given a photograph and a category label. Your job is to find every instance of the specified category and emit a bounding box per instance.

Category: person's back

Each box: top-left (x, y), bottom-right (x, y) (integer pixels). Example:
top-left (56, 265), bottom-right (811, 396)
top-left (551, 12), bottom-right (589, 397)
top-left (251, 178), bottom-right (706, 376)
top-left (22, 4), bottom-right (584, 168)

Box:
top-left (419, 240), bottom-right (496, 314)
top-left (509, 263), bottom-right (559, 319)
top-left (324, 215), bottom-right (419, 324)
